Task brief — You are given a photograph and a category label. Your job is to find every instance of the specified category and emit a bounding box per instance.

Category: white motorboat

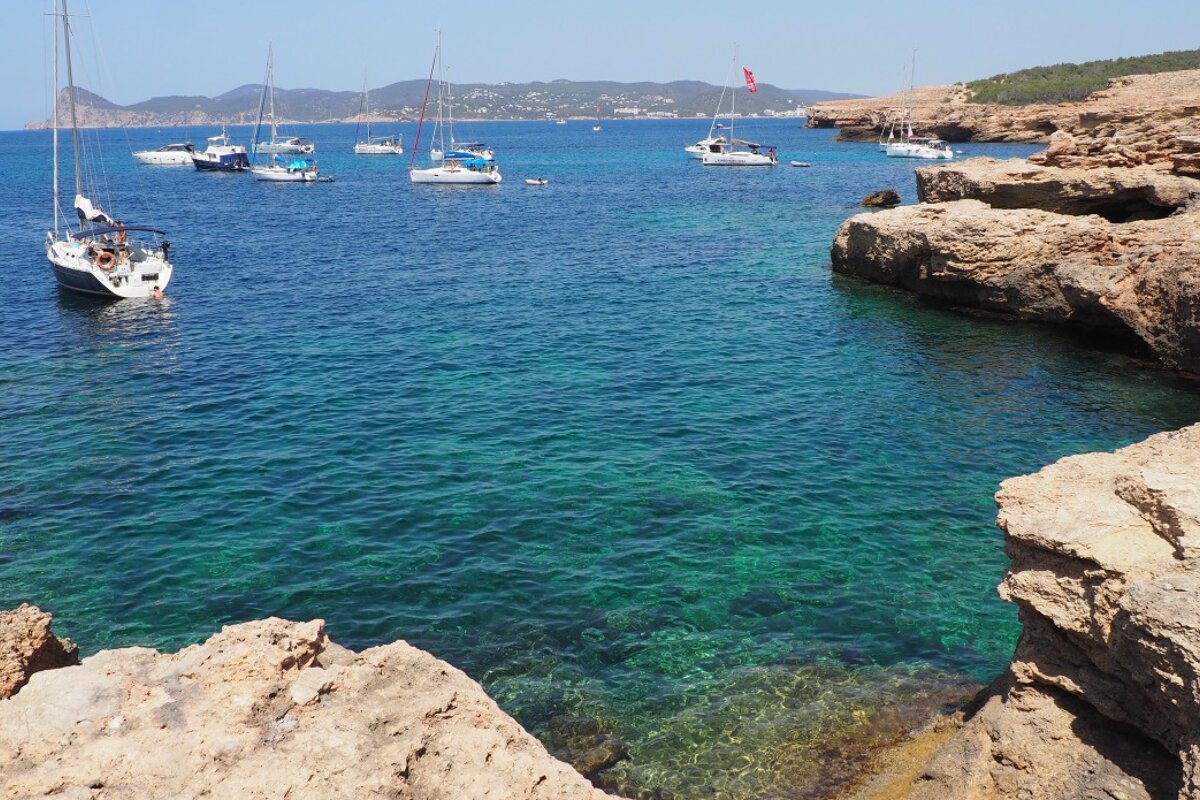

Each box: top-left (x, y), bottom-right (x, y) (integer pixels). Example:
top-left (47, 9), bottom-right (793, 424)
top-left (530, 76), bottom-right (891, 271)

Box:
top-left (699, 51), bottom-right (778, 167)
top-left (686, 133), bottom-right (728, 159)
top-left (790, 160), bottom-right (812, 167)
top-left (555, 118), bottom-right (567, 125)
top-left (252, 45), bottom-right (315, 155)
top-left (133, 141), bottom-right (194, 165)
top-left (410, 33), bottom-right (501, 186)
top-left (191, 128), bottom-right (250, 171)
top-left (525, 178), bottom-right (548, 186)
top-left (45, 0), bottom-right (173, 299)
top-left (353, 75), bottom-right (403, 155)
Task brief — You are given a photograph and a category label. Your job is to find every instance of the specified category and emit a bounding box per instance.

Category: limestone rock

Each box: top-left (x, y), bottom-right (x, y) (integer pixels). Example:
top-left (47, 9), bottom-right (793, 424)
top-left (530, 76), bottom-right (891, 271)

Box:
top-left (0, 617), bottom-right (618, 800)
top-left (861, 188), bottom-right (901, 208)
top-left (0, 604), bottom-right (78, 699)
top-left (831, 160), bottom-right (1200, 372)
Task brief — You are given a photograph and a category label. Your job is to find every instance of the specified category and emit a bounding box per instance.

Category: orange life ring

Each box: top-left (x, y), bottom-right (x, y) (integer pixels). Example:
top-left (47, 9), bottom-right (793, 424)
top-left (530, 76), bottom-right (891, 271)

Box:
top-left (95, 251), bottom-right (116, 271)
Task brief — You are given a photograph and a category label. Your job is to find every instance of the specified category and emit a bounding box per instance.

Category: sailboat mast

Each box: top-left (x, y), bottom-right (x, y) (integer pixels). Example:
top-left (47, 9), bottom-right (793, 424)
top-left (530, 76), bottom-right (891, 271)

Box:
top-left (409, 36), bottom-right (439, 170)
top-left (61, 0), bottom-right (82, 198)
top-left (730, 47), bottom-right (738, 143)
top-left (907, 48), bottom-right (916, 138)
top-left (363, 73), bottom-right (371, 142)
top-left (51, 1), bottom-right (60, 236)
top-left (268, 43), bottom-right (277, 142)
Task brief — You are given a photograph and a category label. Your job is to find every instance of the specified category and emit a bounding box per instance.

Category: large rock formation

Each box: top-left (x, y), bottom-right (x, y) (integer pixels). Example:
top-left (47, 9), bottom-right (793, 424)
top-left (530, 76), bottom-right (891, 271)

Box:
top-left (884, 424), bottom-right (1200, 800)
top-left (807, 69), bottom-right (1200, 154)
top-left (0, 603), bottom-right (78, 699)
top-left (831, 157), bottom-right (1200, 372)
top-left (0, 616), bottom-right (618, 800)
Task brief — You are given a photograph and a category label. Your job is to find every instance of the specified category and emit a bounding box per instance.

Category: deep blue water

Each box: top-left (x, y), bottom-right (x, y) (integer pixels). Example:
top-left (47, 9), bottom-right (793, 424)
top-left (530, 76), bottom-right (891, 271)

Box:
top-left (2, 120), bottom-right (1199, 798)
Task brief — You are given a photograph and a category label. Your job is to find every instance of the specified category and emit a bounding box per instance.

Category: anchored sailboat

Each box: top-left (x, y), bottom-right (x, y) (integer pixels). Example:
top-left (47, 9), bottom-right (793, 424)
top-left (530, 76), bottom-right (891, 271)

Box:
top-left (250, 46), bottom-right (323, 182)
top-left (410, 33), bottom-right (501, 185)
top-left (253, 44), bottom-right (315, 156)
top-left (354, 73), bottom-right (403, 155)
top-left (45, 0), bottom-right (173, 299)
top-left (884, 51), bottom-right (954, 160)
top-left (701, 52), bottom-right (777, 166)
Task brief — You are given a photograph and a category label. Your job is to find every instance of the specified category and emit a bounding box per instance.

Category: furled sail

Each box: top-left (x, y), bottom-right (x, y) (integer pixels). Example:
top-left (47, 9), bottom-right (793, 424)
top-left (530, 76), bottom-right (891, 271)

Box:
top-left (74, 194), bottom-right (113, 226)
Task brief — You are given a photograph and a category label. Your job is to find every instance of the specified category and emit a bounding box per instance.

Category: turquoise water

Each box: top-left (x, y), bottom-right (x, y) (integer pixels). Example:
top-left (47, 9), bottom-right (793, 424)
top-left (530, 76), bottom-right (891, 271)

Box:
top-left (2, 121), bottom-right (1199, 798)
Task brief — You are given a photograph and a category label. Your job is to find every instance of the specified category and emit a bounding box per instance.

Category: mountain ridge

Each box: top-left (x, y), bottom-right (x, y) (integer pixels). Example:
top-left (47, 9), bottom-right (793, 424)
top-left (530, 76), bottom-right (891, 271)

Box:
top-left (25, 80), bottom-right (864, 129)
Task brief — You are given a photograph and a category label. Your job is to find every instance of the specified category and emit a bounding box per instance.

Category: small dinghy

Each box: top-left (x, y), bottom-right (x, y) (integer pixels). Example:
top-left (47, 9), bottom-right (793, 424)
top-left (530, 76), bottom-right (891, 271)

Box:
top-left (789, 161), bottom-right (812, 168)
top-left (525, 178), bottom-right (549, 186)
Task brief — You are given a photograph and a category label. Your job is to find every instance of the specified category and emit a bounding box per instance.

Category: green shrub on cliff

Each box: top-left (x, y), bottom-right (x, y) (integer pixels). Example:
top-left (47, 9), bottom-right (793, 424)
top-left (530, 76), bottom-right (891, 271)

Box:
top-left (967, 49), bottom-right (1200, 105)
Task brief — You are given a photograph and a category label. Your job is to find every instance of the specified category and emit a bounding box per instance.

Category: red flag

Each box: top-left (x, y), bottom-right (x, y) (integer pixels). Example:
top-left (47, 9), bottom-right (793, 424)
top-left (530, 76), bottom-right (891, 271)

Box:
top-left (743, 67), bottom-right (758, 94)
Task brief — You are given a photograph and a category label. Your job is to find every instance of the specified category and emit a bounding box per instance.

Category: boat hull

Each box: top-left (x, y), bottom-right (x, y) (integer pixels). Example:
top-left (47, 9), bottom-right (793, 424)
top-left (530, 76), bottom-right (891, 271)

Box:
top-left (251, 166), bottom-right (320, 182)
top-left (354, 143), bottom-right (404, 155)
top-left (885, 143), bottom-right (954, 160)
top-left (410, 166), bottom-right (501, 184)
top-left (192, 152), bottom-right (250, 171)
top-left (255, 142), bottom-right (316, 155)
top-left (133, 151), bottom-right (193, 166)
top-left (702, 151), bottom-right (776, 166)
top-left (46, 239), bottom-right (172, 299)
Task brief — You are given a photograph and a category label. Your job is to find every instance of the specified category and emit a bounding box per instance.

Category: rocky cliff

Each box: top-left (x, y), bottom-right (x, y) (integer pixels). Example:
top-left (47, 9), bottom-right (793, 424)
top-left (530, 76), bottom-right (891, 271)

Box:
top-left (878, 423), bottom-right (1200, 800)
top-left (807, 69), bottom-right (1200, 147)
top-left (0, 615), bottom-right (618, 800)
top-left (831, 154), bottom-right (1200, 372)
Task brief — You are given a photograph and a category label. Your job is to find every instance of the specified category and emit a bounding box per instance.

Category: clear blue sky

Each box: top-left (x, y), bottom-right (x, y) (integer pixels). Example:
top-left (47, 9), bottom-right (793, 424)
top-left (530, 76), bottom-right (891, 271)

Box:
top-left (7, 0), bottom-right (1200, 130)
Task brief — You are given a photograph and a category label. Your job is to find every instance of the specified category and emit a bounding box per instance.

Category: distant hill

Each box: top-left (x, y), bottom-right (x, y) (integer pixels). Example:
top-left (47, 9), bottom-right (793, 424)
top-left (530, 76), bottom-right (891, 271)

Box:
top-left (26, 79), bottom-right (864, 128)
top-left (967, 49), bottom-right (1200, 105)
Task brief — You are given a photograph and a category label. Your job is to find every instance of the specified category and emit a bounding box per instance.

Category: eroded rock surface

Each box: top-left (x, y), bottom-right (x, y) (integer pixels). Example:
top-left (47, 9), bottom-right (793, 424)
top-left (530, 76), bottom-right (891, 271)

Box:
top-left (831, 158), bottom-right (1200, 372)
top-left (0, 603), bottom-right (78, 699)
top-left (890, 424), bottom-right (1200, 800)
top-left (0, 617), bottom-right (618, 800)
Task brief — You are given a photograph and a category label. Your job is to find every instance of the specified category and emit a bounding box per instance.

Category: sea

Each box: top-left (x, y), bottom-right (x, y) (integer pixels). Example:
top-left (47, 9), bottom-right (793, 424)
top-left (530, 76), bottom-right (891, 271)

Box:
top-left (3, 119), bottom-right (1199, 799)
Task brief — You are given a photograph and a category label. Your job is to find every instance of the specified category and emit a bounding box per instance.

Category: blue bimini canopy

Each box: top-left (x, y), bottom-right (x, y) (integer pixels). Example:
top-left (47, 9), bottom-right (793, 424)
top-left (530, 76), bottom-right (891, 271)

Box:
top-left (444, 151), bottom-right (476, 160)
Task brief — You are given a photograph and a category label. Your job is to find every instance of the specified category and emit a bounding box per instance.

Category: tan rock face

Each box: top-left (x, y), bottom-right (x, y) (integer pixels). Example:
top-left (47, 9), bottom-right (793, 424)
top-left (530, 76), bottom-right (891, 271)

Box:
top-left (831, 159), bottom-right (1200, 372)
top-left (0, 603), bottom-right (78, 699)
top-left (0, 617), bottom-right (618, 800)
top-left (885, 425), bottom-right (1200, 800)
top-left (807, 69), bottom-right (1200, 167)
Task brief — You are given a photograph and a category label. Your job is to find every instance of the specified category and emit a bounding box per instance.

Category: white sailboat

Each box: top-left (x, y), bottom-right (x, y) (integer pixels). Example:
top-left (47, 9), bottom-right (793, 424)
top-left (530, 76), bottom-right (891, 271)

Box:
top-left (45, 0), bottom-right (173, 299)
top-left (410, 33), bottom-right (501, 186)
top-left (701, 52), bottom-right (777, 167)
top-left (250, 48), bottom-right (323, 182)
top-left (593, 106), bottom-right (602, 132)
top-left (885, 51), bottom-right (954, 161)
top-left (428, 62), bottom-right (494, 163)
top-left (354, 74), bottom-right (403, 155)
top-left (252, 44), bottom-right (315, 156)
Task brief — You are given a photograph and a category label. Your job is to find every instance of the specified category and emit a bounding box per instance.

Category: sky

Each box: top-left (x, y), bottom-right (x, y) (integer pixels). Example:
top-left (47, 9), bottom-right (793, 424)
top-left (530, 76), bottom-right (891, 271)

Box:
top-left (6, 0), bottom-right (1200, 130)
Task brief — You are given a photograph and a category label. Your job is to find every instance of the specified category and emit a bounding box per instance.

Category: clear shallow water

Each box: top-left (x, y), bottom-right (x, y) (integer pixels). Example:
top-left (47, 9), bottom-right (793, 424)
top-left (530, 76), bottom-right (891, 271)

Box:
top-left (3, 120), bottom-right (1199, 798)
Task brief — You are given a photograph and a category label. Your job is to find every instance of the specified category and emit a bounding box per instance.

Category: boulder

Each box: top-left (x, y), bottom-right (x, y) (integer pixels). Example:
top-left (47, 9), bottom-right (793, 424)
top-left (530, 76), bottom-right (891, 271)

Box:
top-left (0, 617), bottom-right (619, 800)
top-left (861, 188), bottom-right (901, 208)
top-left (0, 604), bottom-right (78, 699)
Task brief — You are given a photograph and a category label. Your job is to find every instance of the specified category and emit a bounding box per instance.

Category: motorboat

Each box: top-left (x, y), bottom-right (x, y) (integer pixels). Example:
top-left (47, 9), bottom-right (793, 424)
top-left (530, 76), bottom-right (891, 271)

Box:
top-left (252, 44), bottom-right (315, 155)
top-left (686, 133), bottom-right (728, 159)
top-left (410, 33), bottom-right (501, 186)
top-left (133, 141), bottom-right (194, 165)
top-left (790, 160), bottom-right (812, 167)
top-left (525, 178), bottom-right (548, 186)
top-left (45, 0), bottom-right (173, 298)
top-left (353, 76), bottom-right (403, 155)
top-left (191, 128), bottom-right (249, 171)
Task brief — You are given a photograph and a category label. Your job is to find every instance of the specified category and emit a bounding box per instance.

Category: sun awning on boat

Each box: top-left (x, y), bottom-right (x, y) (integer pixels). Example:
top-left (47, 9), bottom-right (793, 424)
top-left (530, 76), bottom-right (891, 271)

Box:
top-left (730, 138), bottom-right (762, 147)
top-left (71, 225), bottom-right (167, 240)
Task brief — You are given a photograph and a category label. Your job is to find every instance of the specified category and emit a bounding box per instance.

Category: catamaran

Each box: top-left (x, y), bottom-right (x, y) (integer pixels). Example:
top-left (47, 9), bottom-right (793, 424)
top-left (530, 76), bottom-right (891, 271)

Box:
top-left (45, 0), bottom-right (173, 298)
top-left (252, 44), bottom-right (315, 156)
top-left (701, 53), bottom-right (777, 166)
top-left (410, 33), bottom-right (501, 185)
top-left (354, 75), bottom-right (403, 155)
top-left (249, 48), bottom-right (322, 182)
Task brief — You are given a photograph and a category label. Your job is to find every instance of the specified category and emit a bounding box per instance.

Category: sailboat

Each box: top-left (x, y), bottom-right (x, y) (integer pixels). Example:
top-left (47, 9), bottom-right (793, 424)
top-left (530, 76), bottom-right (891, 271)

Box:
top-left (250, 47), bottom-right (322, 182)
top-left (428, 61), bottom-right (494, 163)
top-left (410, 33), bottom-right (501, 185)
top-left (253, 44), bottom-right (315, 156)
top-left (45, 0), bottom-right (173, 299)
top-left (884, 51), bottom-right (953, 160)
top-left (593, 107), bottom-right (602, 132)
top-left (701, 52), bottom-right (777, 166)
top-left (354, 74), bottom-right (403, 155)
